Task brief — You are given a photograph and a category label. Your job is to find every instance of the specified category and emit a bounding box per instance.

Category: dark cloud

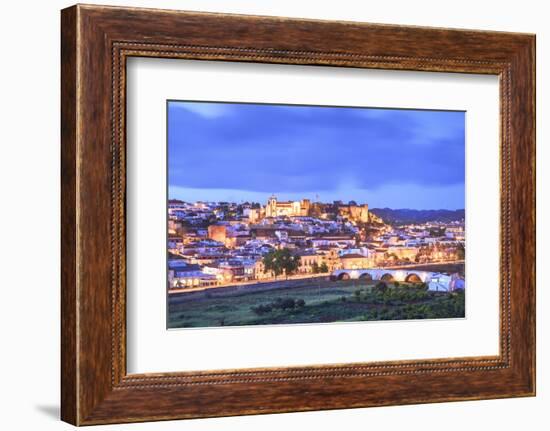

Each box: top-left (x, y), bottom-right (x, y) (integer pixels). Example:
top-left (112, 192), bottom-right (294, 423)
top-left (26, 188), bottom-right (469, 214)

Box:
top-left (168, 101), bottom-right (465, 201)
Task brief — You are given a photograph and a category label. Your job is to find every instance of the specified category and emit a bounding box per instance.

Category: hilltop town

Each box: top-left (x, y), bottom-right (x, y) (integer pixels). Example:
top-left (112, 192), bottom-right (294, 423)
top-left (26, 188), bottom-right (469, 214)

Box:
top-left (167, 196), bottom-right (465, 290)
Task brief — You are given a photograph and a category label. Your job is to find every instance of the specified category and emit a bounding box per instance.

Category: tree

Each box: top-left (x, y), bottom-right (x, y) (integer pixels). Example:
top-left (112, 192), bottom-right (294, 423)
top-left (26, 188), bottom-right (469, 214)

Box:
top-left (263, 248), bottom-right (301, 279)
top-left (319, 262), bottom-right (329, 273)
top-left (311, 261), bottom-right (320, 274)
top-left (375, 281), bottom-right (388, 292)
top-left (456, 243), bottom-right (465, 260)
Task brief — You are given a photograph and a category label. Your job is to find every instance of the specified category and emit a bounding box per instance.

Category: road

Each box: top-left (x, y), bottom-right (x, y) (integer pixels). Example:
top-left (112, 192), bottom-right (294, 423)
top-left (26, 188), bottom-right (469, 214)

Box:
top-left (168, 260), bottom-right (464, 295)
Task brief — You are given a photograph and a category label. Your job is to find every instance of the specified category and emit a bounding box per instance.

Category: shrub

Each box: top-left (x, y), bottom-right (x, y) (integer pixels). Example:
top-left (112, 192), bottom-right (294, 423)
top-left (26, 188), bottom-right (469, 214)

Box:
top-left (280, 298), bottom-right (296, 310)
top-left (251, 304), bottom-right (273, 315)
top-left (375, 281), bottom-right (388, 292)
top-left (415, 291), bottom-right (428, 300)
top-left (252, 297), bottom-right (307, 315)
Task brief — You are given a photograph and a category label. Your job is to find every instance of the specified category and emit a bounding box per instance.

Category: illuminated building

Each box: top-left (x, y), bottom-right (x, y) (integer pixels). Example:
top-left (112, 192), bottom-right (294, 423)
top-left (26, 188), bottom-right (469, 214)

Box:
top-left (265, 195), bottom-right (311, 217)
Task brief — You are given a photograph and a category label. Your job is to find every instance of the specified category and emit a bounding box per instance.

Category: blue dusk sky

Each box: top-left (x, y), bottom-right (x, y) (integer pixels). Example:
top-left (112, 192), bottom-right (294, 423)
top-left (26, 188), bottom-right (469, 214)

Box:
top-left (168, 101), bottom-right (465, 210)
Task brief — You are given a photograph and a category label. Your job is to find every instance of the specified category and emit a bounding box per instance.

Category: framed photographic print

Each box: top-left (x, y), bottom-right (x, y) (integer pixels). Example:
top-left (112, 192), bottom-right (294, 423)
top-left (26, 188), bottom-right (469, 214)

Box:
top-left (165, 101), bottom-right (466, 330)
top-left (61, 4), bottom-right (536, 425)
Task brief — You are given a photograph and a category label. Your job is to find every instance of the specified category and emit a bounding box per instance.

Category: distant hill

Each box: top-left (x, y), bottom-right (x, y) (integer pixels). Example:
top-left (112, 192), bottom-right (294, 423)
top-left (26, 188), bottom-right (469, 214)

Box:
top-left (370, 208), bottom-right (465, 225)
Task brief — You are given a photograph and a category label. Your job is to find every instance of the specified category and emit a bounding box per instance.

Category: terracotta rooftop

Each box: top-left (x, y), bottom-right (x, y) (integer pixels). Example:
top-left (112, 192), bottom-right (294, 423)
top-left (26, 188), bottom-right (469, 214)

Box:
top-left (340, 253), bottom-right (368, 259)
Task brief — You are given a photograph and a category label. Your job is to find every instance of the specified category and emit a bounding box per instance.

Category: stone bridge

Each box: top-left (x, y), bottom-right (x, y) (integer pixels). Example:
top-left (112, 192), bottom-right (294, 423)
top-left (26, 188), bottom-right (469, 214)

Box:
top-left (330, 268), bottom-right (464, 292)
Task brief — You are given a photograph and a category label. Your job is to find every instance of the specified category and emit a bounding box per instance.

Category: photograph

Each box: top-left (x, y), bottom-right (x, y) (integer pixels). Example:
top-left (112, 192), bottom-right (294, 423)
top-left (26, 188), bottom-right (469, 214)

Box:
top-left (52, 3), bottom-right (537, 426)
top-left (166, 101), bottom-right (466, 329)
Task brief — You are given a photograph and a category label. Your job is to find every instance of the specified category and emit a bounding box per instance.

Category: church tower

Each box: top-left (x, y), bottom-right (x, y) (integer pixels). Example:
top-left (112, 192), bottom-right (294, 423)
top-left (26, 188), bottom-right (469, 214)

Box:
top-left (266, 195), bottom-right (277, 217)
top-left (301, 199), bottom-right (311, 216)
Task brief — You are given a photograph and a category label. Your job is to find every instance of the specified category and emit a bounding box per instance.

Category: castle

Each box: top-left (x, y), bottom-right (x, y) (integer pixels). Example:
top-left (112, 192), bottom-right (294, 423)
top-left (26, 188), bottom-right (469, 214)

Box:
top-left (338, 203), bottom-right (370, 223)
top-left (258, 195), bottom-right (369, 223)
top-left (265, 196), bottom-right (311, 218)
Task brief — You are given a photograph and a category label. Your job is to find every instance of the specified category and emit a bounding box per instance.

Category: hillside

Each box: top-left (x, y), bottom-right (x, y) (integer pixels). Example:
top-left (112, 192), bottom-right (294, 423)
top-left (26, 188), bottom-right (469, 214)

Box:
top-left (369, 208), bottom-right (465, 225)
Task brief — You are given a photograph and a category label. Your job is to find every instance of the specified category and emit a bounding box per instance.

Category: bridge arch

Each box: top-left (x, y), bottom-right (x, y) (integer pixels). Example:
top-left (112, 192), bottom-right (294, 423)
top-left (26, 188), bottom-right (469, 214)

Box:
top-left (380, 273), bottom-right (394, 282)
top-left (405, 273), bottom-right (422, 283)
top-left (330, 268), bottom-right (456, 292)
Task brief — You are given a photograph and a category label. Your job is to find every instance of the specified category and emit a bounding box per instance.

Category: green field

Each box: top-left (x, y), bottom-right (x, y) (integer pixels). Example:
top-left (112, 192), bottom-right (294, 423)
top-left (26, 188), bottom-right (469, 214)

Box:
top-left (168, 278), bottom-right (465, 329)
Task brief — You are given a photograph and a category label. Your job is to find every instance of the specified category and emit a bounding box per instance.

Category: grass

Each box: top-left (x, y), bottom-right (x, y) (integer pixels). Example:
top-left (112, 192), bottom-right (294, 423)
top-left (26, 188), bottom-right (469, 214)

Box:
top-left (167, 278), bottom-right (465, 329)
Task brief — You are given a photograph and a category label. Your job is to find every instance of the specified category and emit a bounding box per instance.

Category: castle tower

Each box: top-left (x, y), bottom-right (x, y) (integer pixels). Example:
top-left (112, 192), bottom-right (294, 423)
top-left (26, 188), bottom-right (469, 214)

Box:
top-left (301, 199), bottom-right (311, 216)
top-left (360, 203), bottom-right (369, 223)
top-left (266, 195), bottom-right (277, 217)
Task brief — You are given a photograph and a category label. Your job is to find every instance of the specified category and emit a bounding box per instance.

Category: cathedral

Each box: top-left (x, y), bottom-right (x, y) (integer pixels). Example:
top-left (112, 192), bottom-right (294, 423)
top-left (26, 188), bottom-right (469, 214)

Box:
top-left (257, 195), bottom-right (370, 223)
top-left (265, 196), bottom-right (311, 218)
